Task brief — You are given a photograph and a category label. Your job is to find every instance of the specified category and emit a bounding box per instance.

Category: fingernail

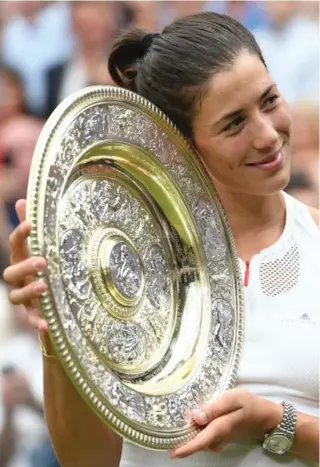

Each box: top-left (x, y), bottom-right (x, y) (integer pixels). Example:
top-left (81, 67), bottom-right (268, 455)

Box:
top-left (39, 320), bottom-right (48, 330)
top-left (194, 411), bottom-right (208, 424)
top-left (22, 223), bottom-right (31, 234)
top-left (35, 281), bottom-right (47, 292)
top-left (33, 260), bottom-right (45, 270)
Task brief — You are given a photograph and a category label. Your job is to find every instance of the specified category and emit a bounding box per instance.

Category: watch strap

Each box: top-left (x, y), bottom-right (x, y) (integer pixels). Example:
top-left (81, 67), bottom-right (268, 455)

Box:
top-left (278, 401), bottom-right (297, 436)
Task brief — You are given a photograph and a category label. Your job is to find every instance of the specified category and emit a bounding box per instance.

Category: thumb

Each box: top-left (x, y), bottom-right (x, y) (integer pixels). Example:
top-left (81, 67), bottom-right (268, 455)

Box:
top-left (15, 199), bottom-right (27, 224)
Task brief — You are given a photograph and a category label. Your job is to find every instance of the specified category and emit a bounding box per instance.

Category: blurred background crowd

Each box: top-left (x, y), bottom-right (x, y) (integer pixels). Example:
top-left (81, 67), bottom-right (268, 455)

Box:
top-left (0, 2), bottom-right (318, 466)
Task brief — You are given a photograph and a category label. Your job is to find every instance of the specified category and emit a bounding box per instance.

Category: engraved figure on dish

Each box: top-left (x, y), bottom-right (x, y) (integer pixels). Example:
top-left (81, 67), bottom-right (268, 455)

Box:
top-left (91, 180), bottom-right (131, 223)
top-left (107, 321), bottom-right (147, 365)
top-left (211, 298), bottom-right (234, 362)
top-left (60, 229), bottom-right (91, 300)
top-left (145, 244), bottom-right (169, 309)
top-left (109, 242), bottom-right (142, 298)
top-left (77, 107), bottom-right (109, 146)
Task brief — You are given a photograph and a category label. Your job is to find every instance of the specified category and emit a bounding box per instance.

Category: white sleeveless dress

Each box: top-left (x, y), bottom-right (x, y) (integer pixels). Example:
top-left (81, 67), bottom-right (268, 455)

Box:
top-left (120, 192), bottom-right (319, 467)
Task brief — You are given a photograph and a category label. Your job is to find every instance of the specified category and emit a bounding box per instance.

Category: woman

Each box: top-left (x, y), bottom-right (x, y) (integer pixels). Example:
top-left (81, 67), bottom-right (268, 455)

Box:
top-left (3, 12), bottom-right (319, 467)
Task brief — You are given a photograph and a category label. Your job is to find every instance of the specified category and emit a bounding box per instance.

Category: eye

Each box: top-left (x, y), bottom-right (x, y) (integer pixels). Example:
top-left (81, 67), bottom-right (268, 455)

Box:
top-left (263, 94), bottom-right (279, 109)
top-left (223, 116), bottom-right (245, 133)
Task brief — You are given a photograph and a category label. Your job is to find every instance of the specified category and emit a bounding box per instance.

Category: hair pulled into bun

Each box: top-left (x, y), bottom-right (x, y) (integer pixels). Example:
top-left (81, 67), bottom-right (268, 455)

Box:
top-left (107, 13), bottom-right (266, 138)
top-left (108, 29), bottom-right (160, 92)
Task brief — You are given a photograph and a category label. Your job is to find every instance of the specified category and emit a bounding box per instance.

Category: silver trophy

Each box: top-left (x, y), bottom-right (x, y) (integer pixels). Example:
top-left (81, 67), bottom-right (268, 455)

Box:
top-left (27, 86), bottom-right (244, 450)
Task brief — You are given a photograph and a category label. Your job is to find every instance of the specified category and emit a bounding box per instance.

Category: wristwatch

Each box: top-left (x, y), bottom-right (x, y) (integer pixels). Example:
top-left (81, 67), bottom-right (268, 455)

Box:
top-left (263, 401), bottom-right (297, 455)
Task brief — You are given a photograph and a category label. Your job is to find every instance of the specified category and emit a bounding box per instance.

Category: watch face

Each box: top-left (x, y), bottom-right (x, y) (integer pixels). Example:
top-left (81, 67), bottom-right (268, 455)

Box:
top-left (264, 434), bottom-right (292, 454)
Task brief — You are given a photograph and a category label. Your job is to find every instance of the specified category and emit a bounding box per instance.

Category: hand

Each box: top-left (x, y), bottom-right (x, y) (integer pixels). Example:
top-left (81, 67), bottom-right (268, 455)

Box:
top-left (3, 199), bottom-right (48, 332)
top-left (170, 389), bottom-right (283, 458)
top-left (2, 371), bottom-right (38, 410)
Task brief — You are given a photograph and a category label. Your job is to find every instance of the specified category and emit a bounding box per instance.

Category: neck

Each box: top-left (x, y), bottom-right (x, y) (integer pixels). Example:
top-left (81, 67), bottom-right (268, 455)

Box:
top-left (213, 182), bottom-right (286, 257)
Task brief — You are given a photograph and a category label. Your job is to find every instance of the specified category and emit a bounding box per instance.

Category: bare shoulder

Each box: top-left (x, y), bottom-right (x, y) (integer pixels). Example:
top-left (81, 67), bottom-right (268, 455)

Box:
top-left (306, 205), bottom-right (320, 229)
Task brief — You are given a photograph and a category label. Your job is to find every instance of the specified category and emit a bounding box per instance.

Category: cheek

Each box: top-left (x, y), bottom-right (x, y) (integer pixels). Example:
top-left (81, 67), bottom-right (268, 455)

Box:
top-left (196, 136), bottom-right (247, 175)
top-left (275, 102), bottom-right (292, 138)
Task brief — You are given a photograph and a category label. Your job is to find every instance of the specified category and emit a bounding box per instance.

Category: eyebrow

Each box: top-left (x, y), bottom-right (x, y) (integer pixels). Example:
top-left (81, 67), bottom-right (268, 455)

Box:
top-left (215, 84), bottom-right (275, 126)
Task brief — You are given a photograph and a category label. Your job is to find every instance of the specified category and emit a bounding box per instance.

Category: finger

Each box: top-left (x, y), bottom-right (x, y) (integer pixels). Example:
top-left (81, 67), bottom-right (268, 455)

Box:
top-left (9, 221), bottom-right (32, 265)
top-left (28, 313), bottom-right (48, 331)
top-left (171, 411), bottom-right (241, 458)
top-left (193, 389), bottom-right (244, 425)
top-left (3, 257), bottom-right (47, 287)
top-left (171, 424), bottom-right (215, 459)
top-left (15, 199), bottom-right (26, 224)
top-left (9, 280), bottom-right (47, 305)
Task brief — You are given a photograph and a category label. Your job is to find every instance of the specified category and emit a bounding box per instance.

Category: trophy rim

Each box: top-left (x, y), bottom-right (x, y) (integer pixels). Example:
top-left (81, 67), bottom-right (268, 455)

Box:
top-left (26, 85), bottom-right (245, 450)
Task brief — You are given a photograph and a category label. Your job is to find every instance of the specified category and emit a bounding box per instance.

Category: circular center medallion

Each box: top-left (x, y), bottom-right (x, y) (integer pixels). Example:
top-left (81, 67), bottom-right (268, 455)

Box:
top-left (109, 241), bottom-right (143, 300)
top-left (99, 234), bottom-right (145, 309)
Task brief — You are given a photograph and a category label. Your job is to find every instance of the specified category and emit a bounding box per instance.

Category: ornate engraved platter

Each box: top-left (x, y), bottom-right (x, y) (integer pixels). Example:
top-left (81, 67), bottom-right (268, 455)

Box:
top-left (27, 86), bottom-right (244, 450)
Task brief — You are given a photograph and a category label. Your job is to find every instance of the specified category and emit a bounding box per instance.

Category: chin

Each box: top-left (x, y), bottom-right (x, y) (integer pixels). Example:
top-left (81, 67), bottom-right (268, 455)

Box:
top-left (250, 165), bottom-right (291, 197)
top-left (255, 151), bottom-right (292, 196)
top-left (274, 165), bottom-right (291, 190)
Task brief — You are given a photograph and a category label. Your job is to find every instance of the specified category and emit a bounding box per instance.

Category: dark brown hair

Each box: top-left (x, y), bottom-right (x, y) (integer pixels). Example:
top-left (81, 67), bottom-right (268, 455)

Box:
top-left (108, 12), bottom-right (266, 138)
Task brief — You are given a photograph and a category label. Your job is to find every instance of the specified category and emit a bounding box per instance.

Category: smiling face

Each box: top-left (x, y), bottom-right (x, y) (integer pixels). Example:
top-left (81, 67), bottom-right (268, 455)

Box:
top-left (192, 52), bottom-right (292, 197)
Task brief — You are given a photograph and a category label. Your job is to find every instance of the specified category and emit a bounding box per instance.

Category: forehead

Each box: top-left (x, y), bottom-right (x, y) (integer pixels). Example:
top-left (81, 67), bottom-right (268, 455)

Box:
top-left (195, 53), bottom-right (273, 125)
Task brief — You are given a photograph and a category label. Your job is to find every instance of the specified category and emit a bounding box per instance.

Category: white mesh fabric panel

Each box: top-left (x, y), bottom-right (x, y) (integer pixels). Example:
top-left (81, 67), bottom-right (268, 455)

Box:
top-left (259, 244), bottom-right (300, 296)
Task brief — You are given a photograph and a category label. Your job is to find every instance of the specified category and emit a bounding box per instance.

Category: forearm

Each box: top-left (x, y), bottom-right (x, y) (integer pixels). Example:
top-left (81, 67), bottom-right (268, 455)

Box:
top-left (41, 332), bottom-right (122, 467)
top-left (290, 412), bottom-right (319, 463)
top-left (0, 415), bottom-right (16, 467)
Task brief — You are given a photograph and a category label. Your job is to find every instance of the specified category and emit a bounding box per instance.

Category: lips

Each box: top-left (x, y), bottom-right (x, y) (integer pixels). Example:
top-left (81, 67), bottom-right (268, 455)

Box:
top-left (246, 144), bottom-right (284, 166)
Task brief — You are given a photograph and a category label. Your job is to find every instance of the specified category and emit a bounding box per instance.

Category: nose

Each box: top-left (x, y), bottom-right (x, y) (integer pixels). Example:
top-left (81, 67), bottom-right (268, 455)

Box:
top-left (251, 114), bottom-right (279, 151)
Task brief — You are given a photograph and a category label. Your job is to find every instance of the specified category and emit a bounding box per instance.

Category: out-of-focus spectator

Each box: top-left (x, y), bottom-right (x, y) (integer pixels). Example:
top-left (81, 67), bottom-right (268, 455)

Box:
top-left (286, 172), bottom-right (318, 208)
top-left (0, 199), bottom-right (10, 275)
top-left (291, 101), bottom-right (319, 196)
top-left (156, 1), bottom-right (204, 29)
top-left (0, 143), bottom-right (10, 275)
top-left (29, 437), bottom-right (60, 467)
top-left (0, 117), bottom-right (43, 228)
top-left (0, 282), bottom-right (14, 342)
top-left (0, 66), bottom-right (42, 246)
top-left (129, 1), bottom-right (163, 31)
top-left (253, 1), bottom-right (319, 107)
top-left (1, 118), bottom-right (43, 193)
top-left (0, 65), bottom-right (43, 226)
top-left (207, 1), bottom-right (269, 30)
top-left (295, 0), bottom-right (319, 21)
top-left (0, 66), bottom-right (27, 128)
top-left (0, 305), bottom-right (57, 467)
top-left (45, 1), bottom-right (116, 118)
top-left (291, 102), bottom-right (319, 159)
top-left (1, 1), bottom-right (73, 117)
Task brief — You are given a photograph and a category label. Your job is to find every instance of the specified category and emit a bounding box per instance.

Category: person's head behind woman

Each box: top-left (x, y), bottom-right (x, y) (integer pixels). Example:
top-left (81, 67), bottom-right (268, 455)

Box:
top-left (0, 65), bottom-right (26, 125)
top-left (108, 12), bottom-right (292, 198)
